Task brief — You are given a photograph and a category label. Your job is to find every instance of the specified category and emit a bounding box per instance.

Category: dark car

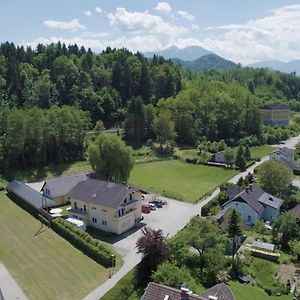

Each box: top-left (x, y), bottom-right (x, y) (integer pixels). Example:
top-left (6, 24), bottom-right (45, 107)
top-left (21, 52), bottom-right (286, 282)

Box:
top-left (149, 199), bottom-right (166, 208)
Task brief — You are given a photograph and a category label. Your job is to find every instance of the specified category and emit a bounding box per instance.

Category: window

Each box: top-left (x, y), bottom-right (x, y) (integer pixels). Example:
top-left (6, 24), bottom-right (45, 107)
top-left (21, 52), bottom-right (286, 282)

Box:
top-left (74, 202), bottom-right (77, 209)
top-left (247, 215), bottom-right (251, 222)
top-left (92, 207), bottom-right (97, 210)
top-left (92, 217), bottom-right (97, 223)
top-left (83, 205), bottom-right (87, 212)
top-left (101, 209), bottom-right (107, 213)
top-left (102, 220), bottom-right (107, 226)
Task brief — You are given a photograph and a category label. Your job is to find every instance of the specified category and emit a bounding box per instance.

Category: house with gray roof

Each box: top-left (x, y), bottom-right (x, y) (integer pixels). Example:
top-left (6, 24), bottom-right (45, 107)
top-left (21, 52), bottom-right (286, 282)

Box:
top-left (269, 147), bottom-right (300, 171)
top-left (41, 173), bottom-right (89, 205)
top-left (141, 282), bottom-right (236, 300)
top-left (67, 178), bottom-right (142, 235)
top-left (222, 184), bottom-right (282, 225)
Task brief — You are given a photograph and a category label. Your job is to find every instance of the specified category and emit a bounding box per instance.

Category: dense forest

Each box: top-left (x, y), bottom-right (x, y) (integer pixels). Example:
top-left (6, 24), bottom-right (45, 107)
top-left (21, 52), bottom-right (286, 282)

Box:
top-left (2, 41), bottom-right (300, 169)
top-left (0, 42), bottom-right (181, 125)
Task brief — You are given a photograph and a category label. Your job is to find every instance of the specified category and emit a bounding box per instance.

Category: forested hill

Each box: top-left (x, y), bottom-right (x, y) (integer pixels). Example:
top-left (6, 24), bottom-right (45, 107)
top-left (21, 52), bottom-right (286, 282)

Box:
top-left (0, 42), bottom-right (182, 125)
top-left (172, 54), bottom-right (237, 72)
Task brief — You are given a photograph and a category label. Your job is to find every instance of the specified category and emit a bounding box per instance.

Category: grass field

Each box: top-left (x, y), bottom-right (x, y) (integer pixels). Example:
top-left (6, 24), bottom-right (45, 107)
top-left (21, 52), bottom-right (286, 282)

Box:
top-left (250, 145), bottom-right (276, 159)
top-left (229, 281), bottom-right (291, 300)
top-left (129, 160), bottom-right (237, 203)
top-left (0, 192), bottom-right (112, 300)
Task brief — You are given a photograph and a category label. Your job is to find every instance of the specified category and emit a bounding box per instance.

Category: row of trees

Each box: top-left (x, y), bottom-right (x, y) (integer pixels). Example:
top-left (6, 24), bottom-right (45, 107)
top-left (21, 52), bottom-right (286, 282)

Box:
top-left (0, 42), bottom-right (182, 125)
top-left (0, 106), bottom-right (90, 168)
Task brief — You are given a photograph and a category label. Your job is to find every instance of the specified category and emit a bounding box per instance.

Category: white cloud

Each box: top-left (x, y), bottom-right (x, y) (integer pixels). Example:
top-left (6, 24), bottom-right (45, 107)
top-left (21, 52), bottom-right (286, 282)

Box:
top-left (202, 4), bottom-right (300, 64)
top-left (43, 18), bottom-right (85, 32)
top-left (154, 2), bottom-right (172, 15)
top-left (177, 10), bottom-right (195, 21)
top-left (22, 36), bottom-right (104, 52)
top-left (84, 11), bottom-right (92, 17)
top-left (106, 7), bottom-right (187, 38)
top-left (95, 7), bottom-right (102, 14)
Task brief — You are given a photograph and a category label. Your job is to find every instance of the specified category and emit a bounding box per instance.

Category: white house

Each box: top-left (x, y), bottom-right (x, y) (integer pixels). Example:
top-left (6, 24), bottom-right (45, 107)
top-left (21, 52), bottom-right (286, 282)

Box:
top-left (222, 184), bottom-right (282, 225)
top-left (269, 147), bottom-right (300, 170)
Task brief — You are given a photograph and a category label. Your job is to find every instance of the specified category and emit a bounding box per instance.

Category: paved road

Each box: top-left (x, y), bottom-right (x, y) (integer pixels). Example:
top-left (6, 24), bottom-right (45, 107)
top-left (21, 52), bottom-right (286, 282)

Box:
top-left (0, 264), bottom-right (28, 300)
top-left (84, 135), bottom-right (300, 300)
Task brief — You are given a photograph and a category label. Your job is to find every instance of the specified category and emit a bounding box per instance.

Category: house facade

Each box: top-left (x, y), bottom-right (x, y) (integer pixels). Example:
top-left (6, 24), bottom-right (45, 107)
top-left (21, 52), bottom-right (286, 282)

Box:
top-left (67, 178), bottom-right (142, 235)
top-left (222, 184), bottom-right (282, 225)
top-left (261, 103), bottom-right (290, 126)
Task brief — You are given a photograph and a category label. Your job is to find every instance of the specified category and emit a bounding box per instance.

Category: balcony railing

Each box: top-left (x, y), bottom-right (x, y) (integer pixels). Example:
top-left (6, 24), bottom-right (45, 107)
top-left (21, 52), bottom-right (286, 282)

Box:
top-left (68, 208), bottom-right (88, 215)
top-left (114, 208), bottom-right (137, 219)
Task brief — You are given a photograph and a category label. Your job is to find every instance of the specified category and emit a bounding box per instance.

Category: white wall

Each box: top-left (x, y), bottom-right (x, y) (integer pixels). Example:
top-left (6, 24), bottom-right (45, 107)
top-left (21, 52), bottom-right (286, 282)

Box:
top-left (224, 201), bottom-right (260, 225)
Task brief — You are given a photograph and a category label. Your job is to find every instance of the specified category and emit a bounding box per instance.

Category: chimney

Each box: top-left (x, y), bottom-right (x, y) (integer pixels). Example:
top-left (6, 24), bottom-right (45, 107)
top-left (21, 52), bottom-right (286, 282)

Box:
top-left (208, 296), bottom-right (218, 300)
top-left (180, 284), bottom-right (192, 300)
top-left (269, 196), bottom-right (273, 201)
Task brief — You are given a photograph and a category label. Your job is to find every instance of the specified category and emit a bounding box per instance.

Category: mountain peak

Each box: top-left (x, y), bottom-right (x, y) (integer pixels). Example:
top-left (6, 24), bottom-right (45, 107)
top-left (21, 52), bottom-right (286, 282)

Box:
top-left (144, 45), bottom-right (212, 61)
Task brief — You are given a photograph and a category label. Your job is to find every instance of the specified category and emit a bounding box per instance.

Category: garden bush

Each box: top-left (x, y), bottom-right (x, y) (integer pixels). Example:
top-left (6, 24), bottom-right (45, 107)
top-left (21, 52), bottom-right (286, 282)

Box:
top-left (52, 218), bottom-right (113, 267)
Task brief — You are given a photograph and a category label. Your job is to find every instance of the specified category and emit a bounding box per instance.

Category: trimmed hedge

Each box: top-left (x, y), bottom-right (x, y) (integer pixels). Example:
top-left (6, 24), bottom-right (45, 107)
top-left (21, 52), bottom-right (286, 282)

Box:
top-left (52, 218), bottom-right (113, 267)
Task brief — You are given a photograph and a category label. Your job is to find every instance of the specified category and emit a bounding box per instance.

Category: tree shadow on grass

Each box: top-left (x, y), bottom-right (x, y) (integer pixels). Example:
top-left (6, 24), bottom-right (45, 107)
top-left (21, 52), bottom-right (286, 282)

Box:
top-left (1, 161), bottom-right (79, 184)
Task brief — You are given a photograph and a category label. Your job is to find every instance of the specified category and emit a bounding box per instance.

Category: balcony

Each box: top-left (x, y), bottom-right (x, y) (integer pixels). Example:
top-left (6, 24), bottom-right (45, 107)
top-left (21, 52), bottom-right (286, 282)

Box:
top-left (68, 208), bottom-right (88, 216)
top-left (114, 208), bottom-right (137, 220)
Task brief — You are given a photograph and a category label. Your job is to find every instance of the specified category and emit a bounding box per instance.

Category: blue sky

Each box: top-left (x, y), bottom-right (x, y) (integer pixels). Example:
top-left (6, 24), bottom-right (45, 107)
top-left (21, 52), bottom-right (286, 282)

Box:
top-left (1, 0), bottom-right (300, 64)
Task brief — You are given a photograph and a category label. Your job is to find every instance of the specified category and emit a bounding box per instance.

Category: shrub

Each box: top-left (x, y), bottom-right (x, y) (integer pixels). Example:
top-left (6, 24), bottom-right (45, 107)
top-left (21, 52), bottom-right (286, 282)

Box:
top-left (52, 218), bottom-right (113, 267)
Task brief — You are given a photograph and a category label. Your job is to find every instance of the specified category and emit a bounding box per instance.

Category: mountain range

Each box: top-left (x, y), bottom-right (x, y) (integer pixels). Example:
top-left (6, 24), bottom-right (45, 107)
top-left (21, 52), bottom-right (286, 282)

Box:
top-left (144, 45), bottom-right (236, 71)
top-left (144, 45), bottom-right (300, 74)
top-left (248, 60), bottom-right (300, 75)
top-left (144, 45), bottom-right (212, 61)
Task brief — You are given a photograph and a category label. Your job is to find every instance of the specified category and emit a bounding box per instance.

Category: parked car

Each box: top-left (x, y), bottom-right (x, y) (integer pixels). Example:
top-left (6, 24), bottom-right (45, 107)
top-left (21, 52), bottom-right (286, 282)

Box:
top-left (149, 199), bottom-right (166, 208)
top-left (142, 204), bottom-right (151, 214)
top-left (148, 203), bottom-right (156, 210)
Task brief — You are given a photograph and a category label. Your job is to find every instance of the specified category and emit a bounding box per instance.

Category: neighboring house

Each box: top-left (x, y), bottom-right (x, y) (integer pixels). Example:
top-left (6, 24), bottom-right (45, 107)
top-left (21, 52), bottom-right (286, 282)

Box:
top-left (290, 203), bottom-right (300, 221)
top-left (41, 173), bottom-right (88, 205)
top-left (222, 184), bottom-right (282, 225)
top-left (141, 282), bottom-right (236, 300)
top-left (212, 150), bottom-right (236, 164)
top-left (67, 178), bottom-right (142, 235)
top-left (269, 147), bottom-right (300, 171)
top-left (261, 103), bottom-right (290, 126)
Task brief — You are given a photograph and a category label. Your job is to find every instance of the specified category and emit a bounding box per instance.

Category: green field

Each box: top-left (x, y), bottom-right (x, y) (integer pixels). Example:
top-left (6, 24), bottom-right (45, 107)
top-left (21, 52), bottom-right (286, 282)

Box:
top-left (229, 281), bottom-right (291, 300)
top-left (250, 145), bottom-right (276, 159)
top-left (129, 160), bottom-right (237, 203)
top-left (0, 192), bottom-right (112, 300)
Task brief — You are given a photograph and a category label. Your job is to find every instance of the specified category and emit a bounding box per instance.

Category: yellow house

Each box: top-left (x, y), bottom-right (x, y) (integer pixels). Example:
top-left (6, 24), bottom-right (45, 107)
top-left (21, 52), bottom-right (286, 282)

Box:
top-left (67, 178), bottom-right (142, 235)
top-left (261, 103), bottom-right (290, 126)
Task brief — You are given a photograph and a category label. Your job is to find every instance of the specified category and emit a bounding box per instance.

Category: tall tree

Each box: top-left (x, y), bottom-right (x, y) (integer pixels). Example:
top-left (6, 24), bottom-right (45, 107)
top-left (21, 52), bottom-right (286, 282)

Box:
top-left (272, 212), bottom-right (300, 250)
top-left (227, 209), bottom-right (242, 258)
top-left (152, 111), bottom-right (176, 147)
top-left (88, 134), bottom-right (134, 183)
top-left (259, 160), bottom-right (292, 195)
top-left (235, 145), bottom-right (246, 170)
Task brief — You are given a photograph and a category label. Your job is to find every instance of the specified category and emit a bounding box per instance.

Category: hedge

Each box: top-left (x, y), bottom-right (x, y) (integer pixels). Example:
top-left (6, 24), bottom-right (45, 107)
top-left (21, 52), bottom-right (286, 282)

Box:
top-left (52, 218), bottom-right (113, 268)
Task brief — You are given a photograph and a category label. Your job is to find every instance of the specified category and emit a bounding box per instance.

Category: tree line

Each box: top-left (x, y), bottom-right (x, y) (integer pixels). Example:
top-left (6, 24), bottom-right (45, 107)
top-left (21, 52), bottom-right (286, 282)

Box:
top-left (0, 106), bottom-right (90, 169)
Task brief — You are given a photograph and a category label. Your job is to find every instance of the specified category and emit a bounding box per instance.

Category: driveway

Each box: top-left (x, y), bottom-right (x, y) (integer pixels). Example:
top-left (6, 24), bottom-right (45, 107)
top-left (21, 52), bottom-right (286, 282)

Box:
top-left (0, 264), bottom-right (28, 300)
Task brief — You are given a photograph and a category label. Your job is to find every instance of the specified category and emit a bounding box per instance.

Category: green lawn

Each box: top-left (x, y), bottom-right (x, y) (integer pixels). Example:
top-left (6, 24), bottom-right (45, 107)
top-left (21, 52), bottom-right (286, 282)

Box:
top-left (229, 281), bottom-right (291, 300)
top-left (0, 192), bottom-right (112, 300)
top-left (129, 160), bottom-right (237, 203)
top-left (250, 145), bottom-right (276, 159)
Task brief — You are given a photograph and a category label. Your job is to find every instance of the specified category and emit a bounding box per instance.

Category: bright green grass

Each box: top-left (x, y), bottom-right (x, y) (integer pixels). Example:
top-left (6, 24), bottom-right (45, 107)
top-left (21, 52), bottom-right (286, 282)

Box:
top-left (229, 281), bottom-right (291, 300)
top-left (0, 192), bottom-right (112, 300)
top-left (250, 145), bottom-right (276, 159)
top-left (129, 160), bottom-right (237, 203)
